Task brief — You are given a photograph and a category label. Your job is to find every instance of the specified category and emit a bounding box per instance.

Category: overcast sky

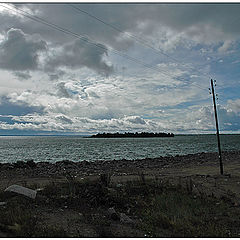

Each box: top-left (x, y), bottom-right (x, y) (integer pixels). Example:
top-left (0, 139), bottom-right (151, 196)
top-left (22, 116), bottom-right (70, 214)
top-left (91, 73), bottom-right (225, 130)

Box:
top-left (0, 2), bottom-right (239, 135)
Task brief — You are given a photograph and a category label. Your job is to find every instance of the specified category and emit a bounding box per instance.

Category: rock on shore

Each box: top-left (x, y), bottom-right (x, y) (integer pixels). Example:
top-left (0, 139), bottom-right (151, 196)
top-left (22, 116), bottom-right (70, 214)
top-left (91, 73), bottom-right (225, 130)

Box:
top-left (0, 151), bottom-right (239, 179)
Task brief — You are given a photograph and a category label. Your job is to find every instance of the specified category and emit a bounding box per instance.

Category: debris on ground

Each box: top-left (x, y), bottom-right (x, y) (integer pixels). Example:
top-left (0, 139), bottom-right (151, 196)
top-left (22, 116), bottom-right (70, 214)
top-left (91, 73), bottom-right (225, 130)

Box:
top-left (4, 185), bottom-right (37, 199)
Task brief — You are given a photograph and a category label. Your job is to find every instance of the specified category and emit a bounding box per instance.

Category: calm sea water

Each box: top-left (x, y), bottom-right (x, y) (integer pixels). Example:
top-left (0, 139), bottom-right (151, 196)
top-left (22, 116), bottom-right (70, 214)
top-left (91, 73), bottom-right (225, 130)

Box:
top-left (0, 135), bottom-right (239, 163)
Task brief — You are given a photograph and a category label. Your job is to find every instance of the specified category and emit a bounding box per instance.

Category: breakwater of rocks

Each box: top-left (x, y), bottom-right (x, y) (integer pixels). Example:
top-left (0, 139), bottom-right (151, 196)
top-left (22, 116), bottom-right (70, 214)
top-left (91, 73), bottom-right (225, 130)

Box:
top-left (0, 151), bottom-right (239, 179)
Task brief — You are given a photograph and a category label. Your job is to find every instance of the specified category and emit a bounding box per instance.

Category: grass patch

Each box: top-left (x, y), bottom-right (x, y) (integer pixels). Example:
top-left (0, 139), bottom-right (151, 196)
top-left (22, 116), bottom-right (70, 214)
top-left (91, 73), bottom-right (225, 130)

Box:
top-left (0, 193), bottom-right (36, 237)
top-left (0, 176), bottom-right (240, 237)
top-left (140, 187), bottom-right (232, 237)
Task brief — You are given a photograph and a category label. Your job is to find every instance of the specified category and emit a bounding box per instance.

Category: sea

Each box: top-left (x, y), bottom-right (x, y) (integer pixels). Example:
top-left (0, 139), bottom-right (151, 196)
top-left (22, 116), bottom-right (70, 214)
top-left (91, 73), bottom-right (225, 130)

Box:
top-left (0, 134), bottom-right (239, 163)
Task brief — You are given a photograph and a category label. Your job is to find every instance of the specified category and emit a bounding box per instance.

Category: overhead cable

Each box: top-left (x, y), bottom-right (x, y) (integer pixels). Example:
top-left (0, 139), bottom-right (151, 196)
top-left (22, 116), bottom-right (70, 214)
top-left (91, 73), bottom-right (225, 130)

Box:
top-left (1, 3), bottom-right (207, 92)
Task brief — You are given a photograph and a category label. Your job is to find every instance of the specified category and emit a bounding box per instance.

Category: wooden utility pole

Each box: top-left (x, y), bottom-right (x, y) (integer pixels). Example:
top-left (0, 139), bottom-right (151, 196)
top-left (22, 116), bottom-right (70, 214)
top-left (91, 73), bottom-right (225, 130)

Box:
top-left (210, 79), bottom-right (223, 175)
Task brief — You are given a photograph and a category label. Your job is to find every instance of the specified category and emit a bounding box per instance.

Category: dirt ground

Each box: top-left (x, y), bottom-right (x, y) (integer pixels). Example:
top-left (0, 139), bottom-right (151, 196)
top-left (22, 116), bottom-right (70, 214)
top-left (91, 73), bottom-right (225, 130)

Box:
top-left (1, 153), bottom-right (240, 199)
top-left (1, 152), bottom-right (240, 237)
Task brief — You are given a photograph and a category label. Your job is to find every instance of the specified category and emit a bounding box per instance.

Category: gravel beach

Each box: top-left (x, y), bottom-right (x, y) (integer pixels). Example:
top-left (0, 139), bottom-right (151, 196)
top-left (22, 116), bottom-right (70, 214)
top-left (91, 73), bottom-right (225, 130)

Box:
top-left (0, 151), bottom-right (239, 181)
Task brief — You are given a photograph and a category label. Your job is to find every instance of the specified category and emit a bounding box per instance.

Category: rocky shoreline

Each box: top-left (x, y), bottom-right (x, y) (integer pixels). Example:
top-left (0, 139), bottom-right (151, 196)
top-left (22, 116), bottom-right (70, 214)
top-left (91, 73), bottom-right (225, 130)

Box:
top-left (0, 151), bottom-right (239, 179)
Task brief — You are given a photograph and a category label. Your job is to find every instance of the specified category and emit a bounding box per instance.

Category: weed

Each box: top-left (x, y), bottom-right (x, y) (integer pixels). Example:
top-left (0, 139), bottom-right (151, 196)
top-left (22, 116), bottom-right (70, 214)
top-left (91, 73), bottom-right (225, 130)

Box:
top-left (138, 171), bottom-right (146, 184)
top-left (1, 176), bottom-right (240, 238)
top-left (0, 195), bottom-right (36, 237)
top-left (100, 173), bottom-right (112, 187)
top-left (185, 176), bottom-right (194, 193)
top-left (139, 187), bottom-right (231, 237)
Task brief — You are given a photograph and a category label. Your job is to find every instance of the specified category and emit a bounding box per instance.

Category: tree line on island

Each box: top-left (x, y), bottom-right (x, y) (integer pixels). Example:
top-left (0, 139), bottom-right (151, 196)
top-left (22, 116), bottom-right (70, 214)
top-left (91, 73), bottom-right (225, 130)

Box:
top-left (89, 132), bottom-right (174, 138)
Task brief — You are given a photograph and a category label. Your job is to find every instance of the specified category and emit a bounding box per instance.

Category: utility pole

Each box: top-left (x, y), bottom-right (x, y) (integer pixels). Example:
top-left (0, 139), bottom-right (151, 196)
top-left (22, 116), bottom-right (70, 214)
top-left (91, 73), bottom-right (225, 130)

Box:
top-left (210, 79), bottom-right (223, 175)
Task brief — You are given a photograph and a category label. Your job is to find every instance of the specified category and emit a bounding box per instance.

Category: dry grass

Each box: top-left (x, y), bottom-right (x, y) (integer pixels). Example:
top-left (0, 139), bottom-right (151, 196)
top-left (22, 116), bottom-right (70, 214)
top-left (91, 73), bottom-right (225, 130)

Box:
top-left (1, 174), bottom-right (240, 237)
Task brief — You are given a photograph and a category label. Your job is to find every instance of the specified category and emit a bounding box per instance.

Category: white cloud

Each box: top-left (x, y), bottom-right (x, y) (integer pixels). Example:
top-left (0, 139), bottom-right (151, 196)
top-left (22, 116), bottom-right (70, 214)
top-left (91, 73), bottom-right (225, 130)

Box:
top-left (5, 60), bottom-right (210, 122)
top-left (227, 99), bottom-right (240, 114)
top-left (218, 40), bottom-right (234, 53)
top-left (1, 99), bottom-right (240, 134)
top-left (5, 113), bottom-right (156, 133)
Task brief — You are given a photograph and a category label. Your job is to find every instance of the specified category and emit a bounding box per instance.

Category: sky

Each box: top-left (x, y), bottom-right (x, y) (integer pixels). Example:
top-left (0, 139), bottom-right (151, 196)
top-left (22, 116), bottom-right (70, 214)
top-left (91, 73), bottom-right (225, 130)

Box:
top-left (0, 2), bottom-right (239, 135)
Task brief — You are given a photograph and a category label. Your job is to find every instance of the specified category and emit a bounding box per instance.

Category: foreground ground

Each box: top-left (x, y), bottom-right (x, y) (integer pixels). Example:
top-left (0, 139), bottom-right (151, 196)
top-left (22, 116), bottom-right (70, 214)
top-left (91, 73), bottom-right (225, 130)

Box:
top-left (0, 151), bottom-right (240, 237)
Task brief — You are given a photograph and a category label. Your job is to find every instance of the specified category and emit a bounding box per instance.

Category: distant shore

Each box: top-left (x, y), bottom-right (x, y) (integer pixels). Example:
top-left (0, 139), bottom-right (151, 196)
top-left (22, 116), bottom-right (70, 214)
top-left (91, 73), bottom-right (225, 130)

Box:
top-left (89, 132), bottom-right (174, 138)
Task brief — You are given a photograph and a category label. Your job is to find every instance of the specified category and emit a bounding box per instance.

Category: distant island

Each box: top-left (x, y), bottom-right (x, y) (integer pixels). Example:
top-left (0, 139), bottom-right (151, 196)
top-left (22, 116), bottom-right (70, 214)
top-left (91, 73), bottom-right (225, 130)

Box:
top-left (89, 132), bottom-right (174, 138)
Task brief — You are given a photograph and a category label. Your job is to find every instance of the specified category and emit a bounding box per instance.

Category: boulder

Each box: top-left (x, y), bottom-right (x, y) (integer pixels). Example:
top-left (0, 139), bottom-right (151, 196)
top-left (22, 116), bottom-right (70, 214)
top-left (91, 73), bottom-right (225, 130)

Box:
top-left (26, 160), bottom-right (36, 168)
top-left (13, 161), bottom-right (27, 168)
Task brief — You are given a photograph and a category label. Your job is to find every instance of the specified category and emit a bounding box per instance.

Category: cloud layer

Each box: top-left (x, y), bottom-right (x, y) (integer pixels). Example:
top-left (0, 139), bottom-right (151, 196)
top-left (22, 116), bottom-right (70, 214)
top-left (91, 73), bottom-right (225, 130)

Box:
top-left (0, 3), bottom-right (240, 134)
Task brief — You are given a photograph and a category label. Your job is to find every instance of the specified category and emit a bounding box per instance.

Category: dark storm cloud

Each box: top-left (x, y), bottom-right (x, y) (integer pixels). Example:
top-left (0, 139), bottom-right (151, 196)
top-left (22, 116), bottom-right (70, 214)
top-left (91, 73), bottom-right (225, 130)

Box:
top-left (45, 37), bottom-right (113, 76)
top-left (13, 71), bottom-right (31, 80)
top-left (1, 4), bottom-right (240, 54)
top-left (10, 4), bottom-right (240, 44)
top-left (10, 3), bottom-right (136, 50)
top-left (0, 4), bottom-right (135, 52)
top-left (0, 28), bottom-right (46, 71)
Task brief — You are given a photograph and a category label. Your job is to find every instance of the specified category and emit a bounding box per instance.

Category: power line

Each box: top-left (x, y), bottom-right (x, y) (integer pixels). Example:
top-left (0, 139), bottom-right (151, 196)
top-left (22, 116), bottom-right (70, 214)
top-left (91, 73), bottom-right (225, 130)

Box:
top-left (69, 3), bottom-right (240, 92)
top-left (1, 3), bottom-right (207, 92)
top-left (69, 4), bottom-right (183, 64)
top-left (0, 5), bottom-right (164, 74)
top-left (69, 4), bottom-right (213, 79)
